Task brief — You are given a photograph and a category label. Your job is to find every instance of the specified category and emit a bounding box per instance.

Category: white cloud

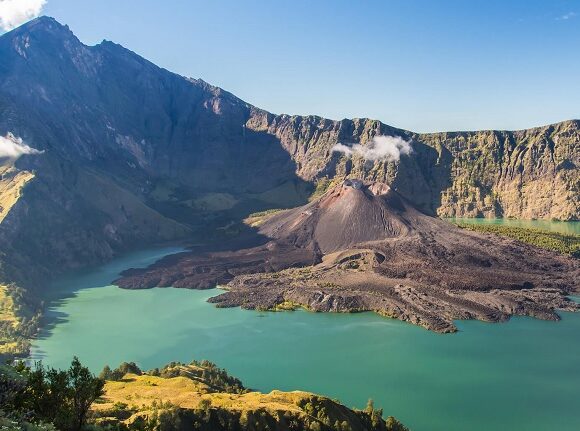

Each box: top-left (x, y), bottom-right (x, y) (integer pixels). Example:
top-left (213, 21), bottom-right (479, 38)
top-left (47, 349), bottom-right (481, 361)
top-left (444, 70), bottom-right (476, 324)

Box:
top-left (557, 11), bottom-right (576, 21)
top-left (0, 0), bottom-right (47, 31)
top-left (332, 135), bottom-right (412, 162)
top-left (0, 133), bottom-right (43, 161)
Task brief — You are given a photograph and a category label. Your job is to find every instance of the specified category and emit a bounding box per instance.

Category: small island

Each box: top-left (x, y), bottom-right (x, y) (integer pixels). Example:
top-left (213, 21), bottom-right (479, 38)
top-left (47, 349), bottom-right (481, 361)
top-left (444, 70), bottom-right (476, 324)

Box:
top-left (117, 180), bottom-right (580, 333)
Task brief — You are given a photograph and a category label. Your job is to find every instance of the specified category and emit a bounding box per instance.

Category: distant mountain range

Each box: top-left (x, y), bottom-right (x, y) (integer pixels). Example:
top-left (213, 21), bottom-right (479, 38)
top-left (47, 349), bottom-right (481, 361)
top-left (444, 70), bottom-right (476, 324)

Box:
top-left (0, 16), bottom-right (578, 291)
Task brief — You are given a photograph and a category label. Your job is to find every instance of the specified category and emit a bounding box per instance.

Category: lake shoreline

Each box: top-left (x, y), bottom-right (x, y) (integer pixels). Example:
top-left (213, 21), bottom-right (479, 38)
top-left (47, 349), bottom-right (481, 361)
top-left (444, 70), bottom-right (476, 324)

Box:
top-left (29, 243), bottom-right (580, 431)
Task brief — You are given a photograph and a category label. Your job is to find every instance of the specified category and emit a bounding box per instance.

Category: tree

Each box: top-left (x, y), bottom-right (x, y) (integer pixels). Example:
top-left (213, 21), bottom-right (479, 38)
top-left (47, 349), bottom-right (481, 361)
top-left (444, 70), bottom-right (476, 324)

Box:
top-left (43, 366), bottom-right (71, 428)
top-left (98, 365), bottom-right (113, 381)
top-left (68, 357), bottom-right (104, 431)
top-left (0, 364), bottom-right (26, 412)
top-left (12, 357), bottom-right (103, 431)
top-left (385, 416), bottom-right (410, 431)
top-left (114, 362), bottom-right (142, 377)
top-left (102, 362), bottom-right (143, 381)
top-left (365, 398), bottom-right (375, 415)
top-left (365, 398), bottom-right (384, 429)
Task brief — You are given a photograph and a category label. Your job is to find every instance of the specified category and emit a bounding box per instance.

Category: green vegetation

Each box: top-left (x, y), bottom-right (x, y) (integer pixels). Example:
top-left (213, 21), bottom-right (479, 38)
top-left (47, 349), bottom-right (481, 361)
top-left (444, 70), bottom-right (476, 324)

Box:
top-left (0, 357), bottom-right (409, 431)
top-left (0, 283), bottom-right (42, 361)
top-left (296, 396), bottom-right (408, 431)
top-left (98, 362), bottom-right (143, 382)
top-left (0, 357), bottom-right (408, 431)
top-left (309, 177), bottom-right (335, 201)
top-left (0, 358), bottom-right (104, 431)
top-left (122, 359), bottom-right (247, 394)
top-left (246, 208), bottom-right (285, 219)
top-left (273, 301), bottom-right (301, 311)
top-left (454, 223), bottom-right (580, 257)
top-left (244, 208), bottom-right (286, 227)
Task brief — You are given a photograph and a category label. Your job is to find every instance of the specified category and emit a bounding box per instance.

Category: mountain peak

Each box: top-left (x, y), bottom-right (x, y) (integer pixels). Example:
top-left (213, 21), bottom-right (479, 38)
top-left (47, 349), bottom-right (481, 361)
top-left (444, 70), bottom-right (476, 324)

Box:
top-left (0, 16), bottom-right (82, 58)
top-left (0, 15), bottom-right (90, 72)
top-left (27, 15), bottom-right (60, 26)
top-left (7, 16), bottom-right (73, 38)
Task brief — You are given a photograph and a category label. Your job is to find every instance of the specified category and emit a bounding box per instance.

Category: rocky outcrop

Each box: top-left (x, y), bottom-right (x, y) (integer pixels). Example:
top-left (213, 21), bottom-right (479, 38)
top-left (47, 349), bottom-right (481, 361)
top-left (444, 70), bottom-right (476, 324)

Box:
top-left (421, 121), bottom-right (580, 220)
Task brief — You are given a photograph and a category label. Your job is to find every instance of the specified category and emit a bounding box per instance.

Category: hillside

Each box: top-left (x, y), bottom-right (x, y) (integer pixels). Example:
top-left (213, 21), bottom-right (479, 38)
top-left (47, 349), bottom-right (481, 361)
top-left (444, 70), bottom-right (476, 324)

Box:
top-left (0, 358), bottom-right (408, 431)
top-left (91, 361), bottom-right (407, 431)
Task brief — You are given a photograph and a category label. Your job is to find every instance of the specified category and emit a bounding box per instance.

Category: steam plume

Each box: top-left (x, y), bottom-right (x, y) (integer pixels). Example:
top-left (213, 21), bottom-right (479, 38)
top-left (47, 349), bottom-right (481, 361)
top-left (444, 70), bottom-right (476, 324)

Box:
top-left (332, 135), bottom-right (412, 162)
top-left (0, 133), bottom-right (43, 161)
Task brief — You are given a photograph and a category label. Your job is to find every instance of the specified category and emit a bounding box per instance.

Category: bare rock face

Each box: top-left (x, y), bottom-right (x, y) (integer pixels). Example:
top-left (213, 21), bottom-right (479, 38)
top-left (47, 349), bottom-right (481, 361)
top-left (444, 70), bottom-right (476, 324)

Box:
top-left (246, 113), bottom-right (579, 220)
top-left (117, 180), bottom-right (579, 333)
top-left (259, 180), bottom-right (416, 253)
top-left (420, 122), bottom-right (580, 220)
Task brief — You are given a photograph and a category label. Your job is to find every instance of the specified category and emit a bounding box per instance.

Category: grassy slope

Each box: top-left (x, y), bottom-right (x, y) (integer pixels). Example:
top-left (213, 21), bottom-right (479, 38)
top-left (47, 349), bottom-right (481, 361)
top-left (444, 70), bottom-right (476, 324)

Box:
top-left (0, 166), bottom-right (35, 223)
top-left (93, 363), bottom-right (406, 431)
top-left (244, 208), bottom-right (287, 227)
top-left (0, 285), bottom-right (18, 354)
top-left (0, 284), bottom-right (17, 324)
top-left (242, 178), bottom-right (338, 227)
top-left (453, 223), bottom-right (580, 257)
top-left (0, 283), bottom-right (41, 359)
top-left (0, 166), bottom-right (43, 358)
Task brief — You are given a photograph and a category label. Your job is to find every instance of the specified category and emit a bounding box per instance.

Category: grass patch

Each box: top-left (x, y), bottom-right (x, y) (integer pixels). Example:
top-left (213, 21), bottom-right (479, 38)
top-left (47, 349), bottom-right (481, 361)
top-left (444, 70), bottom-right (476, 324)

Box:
top-left (0, 284), bottom-right (17, 325)
top-left (309, 177), bottom-right (336, 201)
top-left (0, 283), bottom-right (42, 359)
top-left (454, 223), bottom-right (580, 257)
top-left (244, 208), bottom-right (286, 227)
top-left (0, 167), bottom-right (35, 223)
top-left (273, 301), bottom-right (301, 311)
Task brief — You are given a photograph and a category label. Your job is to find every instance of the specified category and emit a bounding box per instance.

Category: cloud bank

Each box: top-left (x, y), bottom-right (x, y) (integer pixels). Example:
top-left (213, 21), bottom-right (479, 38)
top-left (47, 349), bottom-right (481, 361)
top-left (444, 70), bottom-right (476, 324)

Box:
top-left (332, 135), bottom-right (412, 162)
top-left (0, 0), bottom-right (47, 31)
top-left (0, 133), bottom-right (43, 160)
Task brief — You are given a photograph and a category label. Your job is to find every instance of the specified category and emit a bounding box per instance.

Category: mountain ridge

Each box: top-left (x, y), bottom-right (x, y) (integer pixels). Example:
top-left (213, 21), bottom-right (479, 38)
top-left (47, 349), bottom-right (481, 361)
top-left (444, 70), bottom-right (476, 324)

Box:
top-left (0, 17), bottom-right (578, 355)
top-left (5, 18), bottom-right (578, 140)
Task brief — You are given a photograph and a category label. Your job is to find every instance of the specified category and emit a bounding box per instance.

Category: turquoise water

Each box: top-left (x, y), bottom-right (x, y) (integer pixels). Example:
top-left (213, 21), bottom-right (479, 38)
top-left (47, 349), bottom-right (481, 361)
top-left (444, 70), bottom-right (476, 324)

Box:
top-left (447, 217), bottom-right (580, 235)
top-left (30, 248), bottom-right (580, 431)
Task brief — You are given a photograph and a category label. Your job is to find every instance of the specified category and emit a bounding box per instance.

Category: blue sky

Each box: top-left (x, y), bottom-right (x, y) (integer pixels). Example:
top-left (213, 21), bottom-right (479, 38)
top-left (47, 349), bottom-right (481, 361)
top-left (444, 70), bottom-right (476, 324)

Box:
top-left (11, 1), bottom-right (580, 131)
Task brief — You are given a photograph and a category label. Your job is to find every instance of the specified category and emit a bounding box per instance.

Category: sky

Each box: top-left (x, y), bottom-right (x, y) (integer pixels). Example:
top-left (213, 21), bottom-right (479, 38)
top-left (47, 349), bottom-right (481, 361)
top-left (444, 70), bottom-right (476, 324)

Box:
top-left (1, 0), bottom-right (579, 132)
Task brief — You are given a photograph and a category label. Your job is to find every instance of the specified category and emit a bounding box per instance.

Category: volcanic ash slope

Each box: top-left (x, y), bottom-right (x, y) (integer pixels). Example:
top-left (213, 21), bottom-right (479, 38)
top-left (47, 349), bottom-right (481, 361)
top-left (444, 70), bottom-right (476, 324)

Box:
top-left (117, 180), bottom-right (579, 332)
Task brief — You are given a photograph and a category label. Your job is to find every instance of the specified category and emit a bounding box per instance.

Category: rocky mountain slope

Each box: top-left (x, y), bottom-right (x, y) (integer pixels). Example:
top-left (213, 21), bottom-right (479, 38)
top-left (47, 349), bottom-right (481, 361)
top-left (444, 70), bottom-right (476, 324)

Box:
top-left (0, 17), bottom-right (578, 349)
top-left (247, 113), bottom-right (579, 220)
